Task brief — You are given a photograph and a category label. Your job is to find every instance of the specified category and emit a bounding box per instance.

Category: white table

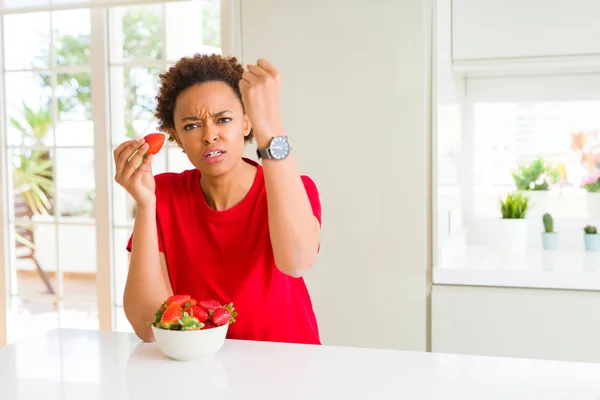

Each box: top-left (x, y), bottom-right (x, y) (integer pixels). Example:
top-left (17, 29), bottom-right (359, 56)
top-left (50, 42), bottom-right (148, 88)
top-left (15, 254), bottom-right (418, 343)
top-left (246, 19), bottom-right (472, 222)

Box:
top-left (1, 329), bottom-right (600, 399)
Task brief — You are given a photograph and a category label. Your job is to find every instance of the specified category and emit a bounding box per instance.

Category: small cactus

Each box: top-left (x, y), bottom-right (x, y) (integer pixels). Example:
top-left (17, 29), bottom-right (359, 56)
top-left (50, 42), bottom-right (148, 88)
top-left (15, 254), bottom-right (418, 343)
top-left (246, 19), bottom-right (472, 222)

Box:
top-left (542, 213), bottom-right (553, 233)
top-left (584, 225), bottom-right (597, 235)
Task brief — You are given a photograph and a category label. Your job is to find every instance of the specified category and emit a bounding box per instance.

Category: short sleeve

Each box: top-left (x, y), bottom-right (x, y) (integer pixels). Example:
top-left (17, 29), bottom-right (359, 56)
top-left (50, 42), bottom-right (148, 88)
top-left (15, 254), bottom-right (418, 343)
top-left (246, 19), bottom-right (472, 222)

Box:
top-left (126, 210), bottom-right (166, 253)
top-left (301, 175), bottom-right (322, 226)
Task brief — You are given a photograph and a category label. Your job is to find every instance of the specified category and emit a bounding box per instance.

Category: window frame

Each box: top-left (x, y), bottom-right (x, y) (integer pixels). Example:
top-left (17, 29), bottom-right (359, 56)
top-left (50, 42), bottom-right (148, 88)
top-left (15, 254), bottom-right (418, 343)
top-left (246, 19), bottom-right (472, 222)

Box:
top-left (0, 0), bottom-right (241, 346)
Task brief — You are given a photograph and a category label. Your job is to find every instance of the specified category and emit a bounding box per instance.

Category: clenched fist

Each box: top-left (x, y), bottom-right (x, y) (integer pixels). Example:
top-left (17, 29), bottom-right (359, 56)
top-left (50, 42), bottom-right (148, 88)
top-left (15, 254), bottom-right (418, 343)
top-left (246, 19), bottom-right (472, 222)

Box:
top-left (239, 59), bottom-right (284, 148)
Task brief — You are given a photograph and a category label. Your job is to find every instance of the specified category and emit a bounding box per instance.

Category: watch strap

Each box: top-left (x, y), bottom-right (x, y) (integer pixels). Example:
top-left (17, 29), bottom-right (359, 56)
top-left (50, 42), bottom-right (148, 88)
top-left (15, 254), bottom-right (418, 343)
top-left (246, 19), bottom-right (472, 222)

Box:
top-left (256, 147), bottom-right (273, 160)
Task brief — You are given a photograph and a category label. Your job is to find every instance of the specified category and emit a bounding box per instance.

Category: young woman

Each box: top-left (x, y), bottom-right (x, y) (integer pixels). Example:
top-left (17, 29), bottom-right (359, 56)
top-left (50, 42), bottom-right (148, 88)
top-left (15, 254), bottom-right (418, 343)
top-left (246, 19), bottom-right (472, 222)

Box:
top-left (114, 54), bottom-right (322, 345)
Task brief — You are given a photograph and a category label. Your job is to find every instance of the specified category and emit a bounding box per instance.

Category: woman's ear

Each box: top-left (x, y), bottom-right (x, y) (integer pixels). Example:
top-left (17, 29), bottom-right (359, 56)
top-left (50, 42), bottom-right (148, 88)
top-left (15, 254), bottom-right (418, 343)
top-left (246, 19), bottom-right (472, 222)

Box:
top-left (243, 114), bottom-right (252, 138)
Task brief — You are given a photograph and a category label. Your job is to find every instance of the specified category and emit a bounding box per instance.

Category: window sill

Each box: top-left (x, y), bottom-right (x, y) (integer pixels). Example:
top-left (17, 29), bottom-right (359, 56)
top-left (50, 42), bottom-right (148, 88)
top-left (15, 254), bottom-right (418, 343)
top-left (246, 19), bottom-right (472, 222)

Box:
top-left (434, 245), bottom-right (600, 291)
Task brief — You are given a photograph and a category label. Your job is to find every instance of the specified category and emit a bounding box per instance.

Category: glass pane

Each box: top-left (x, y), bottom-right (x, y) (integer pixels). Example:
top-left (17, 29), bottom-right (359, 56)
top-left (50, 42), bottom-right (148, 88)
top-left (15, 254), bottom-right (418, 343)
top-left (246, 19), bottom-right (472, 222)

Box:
top-left (109, 4), bottom-right (164, 63)
top-left (56, 120), bottom-right (94, 147)
top-left (109, 66), bottom-right (161, 145)
top-left (113, 227), bottom-right (131, 306)
top-left (112, 181), bottom-right (137, 227)
top-left (165, 1), bottom-right (222, 60)
top-left (5, 72), bottom-right (54, 147)
top-left (11, 148), bottom-right (56, 219)
top-left (53, 9), bottom-right (91, 66)
top-left (3, 12), bottom-right (50, 70)
top-left (151, 146), bottom-right (169, 175)
top-left (56, 71), bottom-right (92, 121)
top-left (56, 148), bottom-right (95, 219)
top-left (59, 301), bottom-right (98, 330)
top-left (12, 222), bottom-right (58, 298)
top-left (59, 224), bottom-right (97, 299)
top-left (167, 145), bottom-right (195, 172)
top-left (10, 299), bottom-right (58, 344)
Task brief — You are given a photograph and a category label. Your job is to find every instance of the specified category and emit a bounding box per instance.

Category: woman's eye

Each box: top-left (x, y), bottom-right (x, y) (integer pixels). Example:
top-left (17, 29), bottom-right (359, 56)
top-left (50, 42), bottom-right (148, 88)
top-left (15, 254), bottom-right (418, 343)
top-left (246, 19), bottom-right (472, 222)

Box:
top-left (183, 123), bottom-right (199, 131)
top-left (218, 117), bottom-right (232, 124)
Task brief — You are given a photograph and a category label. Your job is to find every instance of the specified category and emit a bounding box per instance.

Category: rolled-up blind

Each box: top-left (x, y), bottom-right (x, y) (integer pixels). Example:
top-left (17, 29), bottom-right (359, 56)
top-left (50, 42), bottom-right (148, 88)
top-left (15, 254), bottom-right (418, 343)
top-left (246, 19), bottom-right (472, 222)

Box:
top-left (2, 0), bottom-right (198, 14)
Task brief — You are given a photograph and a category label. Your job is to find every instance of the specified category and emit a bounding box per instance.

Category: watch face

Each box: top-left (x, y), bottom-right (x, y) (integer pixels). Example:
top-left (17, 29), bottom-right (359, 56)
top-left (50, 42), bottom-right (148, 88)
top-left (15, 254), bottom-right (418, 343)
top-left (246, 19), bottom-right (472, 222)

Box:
top-left (269, 136), bottom-right (290, 159)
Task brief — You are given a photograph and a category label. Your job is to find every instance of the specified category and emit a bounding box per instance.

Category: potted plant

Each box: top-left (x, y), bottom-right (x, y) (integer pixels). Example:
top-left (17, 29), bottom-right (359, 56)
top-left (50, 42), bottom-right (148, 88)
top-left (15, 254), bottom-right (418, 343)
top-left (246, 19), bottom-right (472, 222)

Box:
top-left (511, 156), bottom-right (560, 218)
top-left (581, 169), bottom-right (600, 218)
top-left (541, 213), bottom-right (558, 250)
top-left (498, 191), bottom-right (530, 252)
top-left (583, 225), bottom-right (600, 251)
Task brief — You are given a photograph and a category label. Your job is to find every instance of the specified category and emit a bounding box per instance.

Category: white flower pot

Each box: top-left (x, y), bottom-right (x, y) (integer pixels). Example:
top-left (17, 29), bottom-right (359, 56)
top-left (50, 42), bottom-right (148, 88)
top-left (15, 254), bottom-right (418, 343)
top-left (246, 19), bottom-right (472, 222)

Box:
top-left (587, 193), bottom-right (600, 218)
top-left (524, 190), bottom-right (549, 218)
top-left (497, 219), bottom-right (528, 252)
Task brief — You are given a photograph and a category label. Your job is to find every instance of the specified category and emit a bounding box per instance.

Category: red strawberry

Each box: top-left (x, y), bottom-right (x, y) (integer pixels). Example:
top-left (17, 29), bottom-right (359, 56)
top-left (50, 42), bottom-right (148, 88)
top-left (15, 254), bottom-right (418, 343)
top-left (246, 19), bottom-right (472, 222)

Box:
top-left (202, 321), bottom-right (215, 330)
top-left (198, 299), bottom-right (222, 311)
top-left (211, 303), bottom-right (237, 326)
top-left (211, 308), bottom-right (232, 326)
top-left (165, 295), bottom-right (196, 307)
top-left (159, 302), bottom-right (183, 329)
top-left (184, 305), bottom-right (209, 322)
top-left (143, 133), bottom-right (165, 155)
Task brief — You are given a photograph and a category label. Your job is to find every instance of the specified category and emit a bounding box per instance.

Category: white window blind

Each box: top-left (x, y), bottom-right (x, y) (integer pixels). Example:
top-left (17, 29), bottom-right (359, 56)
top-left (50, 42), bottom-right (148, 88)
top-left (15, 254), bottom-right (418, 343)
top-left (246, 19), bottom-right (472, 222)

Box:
top-left (1, 0), bottom-right (197, 14)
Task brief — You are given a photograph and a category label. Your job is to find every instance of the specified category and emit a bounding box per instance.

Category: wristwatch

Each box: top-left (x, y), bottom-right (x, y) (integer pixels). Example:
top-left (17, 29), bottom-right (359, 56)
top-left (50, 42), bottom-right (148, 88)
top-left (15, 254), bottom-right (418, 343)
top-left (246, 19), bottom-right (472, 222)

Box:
top-left (256, 135), bottom-right (291, 160)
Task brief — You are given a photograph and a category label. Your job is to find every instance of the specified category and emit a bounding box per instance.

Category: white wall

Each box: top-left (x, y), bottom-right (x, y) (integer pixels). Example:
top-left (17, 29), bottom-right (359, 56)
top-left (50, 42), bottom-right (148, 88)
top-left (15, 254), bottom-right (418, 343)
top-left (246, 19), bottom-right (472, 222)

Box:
top-left (239, 0), bottom-right (432, 350)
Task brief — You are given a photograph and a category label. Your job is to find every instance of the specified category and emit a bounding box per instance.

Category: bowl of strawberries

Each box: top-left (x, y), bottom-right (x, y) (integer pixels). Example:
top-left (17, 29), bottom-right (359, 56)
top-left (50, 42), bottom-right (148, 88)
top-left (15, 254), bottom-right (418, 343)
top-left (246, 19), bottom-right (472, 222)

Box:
top-left (148, 294), bottom-right (237, 361)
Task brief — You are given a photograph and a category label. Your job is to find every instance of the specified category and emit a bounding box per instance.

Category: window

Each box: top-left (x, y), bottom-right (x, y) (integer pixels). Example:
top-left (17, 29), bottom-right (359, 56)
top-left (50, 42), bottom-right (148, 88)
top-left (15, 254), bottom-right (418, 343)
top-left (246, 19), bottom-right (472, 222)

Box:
top-left (1, 0), bottom-right (223, 344)
top-left (436, 75), bottom-right (600, 266)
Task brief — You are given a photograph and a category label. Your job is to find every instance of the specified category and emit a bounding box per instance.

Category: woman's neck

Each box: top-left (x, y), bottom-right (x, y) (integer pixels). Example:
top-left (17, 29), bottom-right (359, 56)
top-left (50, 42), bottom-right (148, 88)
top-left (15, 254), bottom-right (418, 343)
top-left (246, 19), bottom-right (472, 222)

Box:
top-left (200, 159), bottom-right (257, 211)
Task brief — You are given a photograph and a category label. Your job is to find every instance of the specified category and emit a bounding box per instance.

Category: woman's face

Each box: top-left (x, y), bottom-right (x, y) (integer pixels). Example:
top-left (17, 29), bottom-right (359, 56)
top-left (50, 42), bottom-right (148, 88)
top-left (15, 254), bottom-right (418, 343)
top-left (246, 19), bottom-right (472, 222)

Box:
top-left (171, 81), bottom-right (251, 177)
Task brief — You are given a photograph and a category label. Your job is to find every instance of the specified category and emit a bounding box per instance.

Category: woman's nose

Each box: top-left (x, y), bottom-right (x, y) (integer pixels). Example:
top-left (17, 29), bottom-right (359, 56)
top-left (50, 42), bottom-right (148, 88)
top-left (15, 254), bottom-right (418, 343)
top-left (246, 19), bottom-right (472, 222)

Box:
top-left (202, 127), bottom-right (218, 144)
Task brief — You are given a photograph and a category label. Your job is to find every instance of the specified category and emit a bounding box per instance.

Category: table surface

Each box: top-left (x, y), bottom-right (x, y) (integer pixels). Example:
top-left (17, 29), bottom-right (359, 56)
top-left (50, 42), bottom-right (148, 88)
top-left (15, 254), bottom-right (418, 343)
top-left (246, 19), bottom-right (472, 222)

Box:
top-left (1, 328), bottom-right (600, 399)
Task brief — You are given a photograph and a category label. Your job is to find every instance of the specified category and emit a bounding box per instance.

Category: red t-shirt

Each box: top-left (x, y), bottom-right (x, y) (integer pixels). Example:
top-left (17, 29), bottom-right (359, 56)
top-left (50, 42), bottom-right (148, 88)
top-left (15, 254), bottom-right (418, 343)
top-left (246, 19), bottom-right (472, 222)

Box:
top-left (126, 158), bottom-right (321, 345)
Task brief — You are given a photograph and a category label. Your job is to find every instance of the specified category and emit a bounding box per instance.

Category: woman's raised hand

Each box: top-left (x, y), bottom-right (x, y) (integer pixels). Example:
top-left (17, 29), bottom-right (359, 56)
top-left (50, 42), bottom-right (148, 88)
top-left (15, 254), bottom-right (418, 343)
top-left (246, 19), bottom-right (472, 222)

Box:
top-left (114, 138), bottom-right (156, 209)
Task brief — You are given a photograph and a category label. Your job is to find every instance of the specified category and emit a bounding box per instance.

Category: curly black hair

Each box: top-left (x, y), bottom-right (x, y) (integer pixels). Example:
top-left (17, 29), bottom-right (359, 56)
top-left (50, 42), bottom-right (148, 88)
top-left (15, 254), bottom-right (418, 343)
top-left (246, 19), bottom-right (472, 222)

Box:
top-left (154, 53), bottom-right (253, 144)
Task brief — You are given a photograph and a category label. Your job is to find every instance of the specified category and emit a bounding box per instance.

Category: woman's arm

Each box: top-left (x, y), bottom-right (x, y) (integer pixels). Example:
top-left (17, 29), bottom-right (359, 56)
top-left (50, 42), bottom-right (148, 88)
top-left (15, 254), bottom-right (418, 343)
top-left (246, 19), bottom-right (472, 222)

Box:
top-left (123, 206), bottom-right (173, 342)
top-left (239, 58), bottom-right (321, 277)
top-left (262, 154), bottom-right (321, 277)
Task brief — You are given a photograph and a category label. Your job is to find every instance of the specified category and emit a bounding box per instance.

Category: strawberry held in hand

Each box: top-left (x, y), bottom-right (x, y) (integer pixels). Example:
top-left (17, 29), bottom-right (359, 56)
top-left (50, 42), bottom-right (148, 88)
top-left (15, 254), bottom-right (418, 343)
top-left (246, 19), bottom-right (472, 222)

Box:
top-left (143, 133), bottom-right (165, 156)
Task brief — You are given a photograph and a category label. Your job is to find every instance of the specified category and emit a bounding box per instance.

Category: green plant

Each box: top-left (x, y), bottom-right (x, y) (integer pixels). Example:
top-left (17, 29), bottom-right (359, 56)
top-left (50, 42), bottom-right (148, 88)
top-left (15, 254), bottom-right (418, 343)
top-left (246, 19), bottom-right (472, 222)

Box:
top-left (542, 213), bottom-right (554, 233)
top-left (511, 157), bottom-right (561, 191)
top-left (500, 191), bottom-right (530, 219)
top-left (13, 150), bottom-right (54, 215)
top-left (584, 225), bottom-right (597, 235)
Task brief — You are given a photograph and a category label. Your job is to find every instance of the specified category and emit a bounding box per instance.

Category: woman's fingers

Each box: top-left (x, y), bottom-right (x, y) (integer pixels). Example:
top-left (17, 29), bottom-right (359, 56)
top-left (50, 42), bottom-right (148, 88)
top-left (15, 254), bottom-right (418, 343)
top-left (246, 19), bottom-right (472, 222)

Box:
top-left (114, 139), bottom-right (140, 163)
top-left (122, 143), bottom-right (149, 181)
top-left (115, 139), bottom-right (146, 178)
top-left (133, 153), bottom-right (153, 179)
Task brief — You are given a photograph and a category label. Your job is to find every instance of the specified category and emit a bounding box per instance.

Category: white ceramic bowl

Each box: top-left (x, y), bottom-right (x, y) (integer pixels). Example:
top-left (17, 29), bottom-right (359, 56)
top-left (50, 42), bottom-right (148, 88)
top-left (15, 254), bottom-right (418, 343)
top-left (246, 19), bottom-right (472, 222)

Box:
top-left (151, 323), bottom-right (229, 361)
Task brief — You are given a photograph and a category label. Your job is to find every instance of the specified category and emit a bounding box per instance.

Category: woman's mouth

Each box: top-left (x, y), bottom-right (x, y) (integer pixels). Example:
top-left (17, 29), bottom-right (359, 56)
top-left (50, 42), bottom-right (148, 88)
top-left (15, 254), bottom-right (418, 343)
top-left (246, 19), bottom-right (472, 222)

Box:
top-left (203, 149), bottom-right (226, 163)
